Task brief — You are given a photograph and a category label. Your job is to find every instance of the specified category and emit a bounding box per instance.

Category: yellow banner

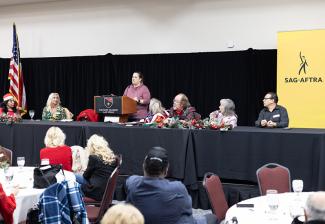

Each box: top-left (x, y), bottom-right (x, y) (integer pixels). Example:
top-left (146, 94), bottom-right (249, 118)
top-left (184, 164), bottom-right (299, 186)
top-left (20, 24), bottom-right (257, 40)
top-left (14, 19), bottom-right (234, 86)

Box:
top-left (277, 30), bottom-right (325, 128)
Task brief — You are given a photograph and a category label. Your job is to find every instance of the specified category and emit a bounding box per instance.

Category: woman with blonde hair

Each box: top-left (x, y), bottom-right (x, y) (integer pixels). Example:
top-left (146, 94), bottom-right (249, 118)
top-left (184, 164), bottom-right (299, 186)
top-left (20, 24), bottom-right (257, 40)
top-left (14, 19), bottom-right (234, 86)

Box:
top-left (40, 126), bottom-right (73, 171)
top-left (101, 203), bottom-right (144, 224)
top-left (144, 98), bottom-right (169, 123)
top-left (75, 134), bottom-right (117, 201)
top-left (42, 92), bottom-right (73, 121)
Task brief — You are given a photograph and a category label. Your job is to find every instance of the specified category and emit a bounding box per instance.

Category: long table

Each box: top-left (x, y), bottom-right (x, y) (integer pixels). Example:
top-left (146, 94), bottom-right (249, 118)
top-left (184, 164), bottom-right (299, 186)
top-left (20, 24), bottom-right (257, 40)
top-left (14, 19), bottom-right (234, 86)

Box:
top-left (1, 121), bottom-right (325, 193)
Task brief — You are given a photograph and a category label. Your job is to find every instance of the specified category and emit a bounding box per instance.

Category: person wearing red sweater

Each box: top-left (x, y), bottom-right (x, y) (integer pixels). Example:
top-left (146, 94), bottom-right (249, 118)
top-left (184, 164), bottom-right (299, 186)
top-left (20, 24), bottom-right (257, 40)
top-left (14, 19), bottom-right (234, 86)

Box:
top-left (0, 184), bottom-right (18, 224)
top-left (40, 127), bottom-right (72, 171)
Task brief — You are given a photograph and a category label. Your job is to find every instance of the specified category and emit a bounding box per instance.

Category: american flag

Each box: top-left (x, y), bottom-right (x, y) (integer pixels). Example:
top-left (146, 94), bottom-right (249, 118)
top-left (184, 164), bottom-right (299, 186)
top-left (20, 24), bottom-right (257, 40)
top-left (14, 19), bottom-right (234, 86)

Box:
top-left (8, 23), bottom-right (27, 114)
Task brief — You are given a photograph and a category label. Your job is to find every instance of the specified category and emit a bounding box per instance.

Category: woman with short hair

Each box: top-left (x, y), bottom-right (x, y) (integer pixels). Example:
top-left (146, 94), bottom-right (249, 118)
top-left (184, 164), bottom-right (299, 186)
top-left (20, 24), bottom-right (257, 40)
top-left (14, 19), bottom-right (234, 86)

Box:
top-left (76, 134), bottom-right (117, 201)
top-left (42, 92), bottom-right (73, 121)
top-left (40, 126), bottom-right (73, 171)
top-left (209, 98), bottom-right (237, 128)
top-left (123, 72), bottom-right (151, 121)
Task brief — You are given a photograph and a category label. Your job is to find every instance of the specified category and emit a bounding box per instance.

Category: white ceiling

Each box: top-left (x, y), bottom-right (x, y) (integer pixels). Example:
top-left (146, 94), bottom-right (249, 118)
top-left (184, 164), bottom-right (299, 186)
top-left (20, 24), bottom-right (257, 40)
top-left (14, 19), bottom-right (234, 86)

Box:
top-left (0, 0), bottom-right (67, 7)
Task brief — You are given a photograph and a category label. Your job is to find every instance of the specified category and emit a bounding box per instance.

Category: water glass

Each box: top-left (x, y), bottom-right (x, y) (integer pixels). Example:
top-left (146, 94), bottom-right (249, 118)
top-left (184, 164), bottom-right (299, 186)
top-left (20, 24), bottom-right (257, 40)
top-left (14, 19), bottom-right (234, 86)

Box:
top-left (4, 168), bottom-right (13, 184)
top-left (17, 156), bottom-right (25, 168)
top-left (292, 179), bottom-right (304, 195)
top-left (266, 189), bottom-right (279, 218)
top-left (29, 110), bottom-right (35, 120)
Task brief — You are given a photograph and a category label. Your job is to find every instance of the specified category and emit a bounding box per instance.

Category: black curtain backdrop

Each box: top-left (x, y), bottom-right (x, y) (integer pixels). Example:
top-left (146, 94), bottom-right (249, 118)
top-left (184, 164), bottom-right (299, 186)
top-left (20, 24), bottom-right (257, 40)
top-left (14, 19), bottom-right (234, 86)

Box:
top-left (0, 49), bottom-right (276, 125)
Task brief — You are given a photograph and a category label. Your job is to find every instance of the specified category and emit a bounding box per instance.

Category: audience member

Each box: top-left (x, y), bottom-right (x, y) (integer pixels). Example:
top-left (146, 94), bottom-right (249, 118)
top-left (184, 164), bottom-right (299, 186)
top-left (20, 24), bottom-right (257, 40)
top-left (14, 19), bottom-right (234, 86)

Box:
top-left (304, 191), bottom-right (325, 224)
top-left (209, 98), bottom-right (237, 128)
top-left (40, 126), bottom-right (73, 171)
top-left (75, 134), bottom-right (116, 201)
top-left (0, 183), bottom-right (18, 224)
top-left (101, 203), bottom-right (144, 224)
top-left (0, 93), bottom-right (21, 121)
top-left (42, 92), bottom-right (73, 121)
top-left (169, 93), bottom-right (201, 121)
top-left (144, 98), bottom-right (169, 123)
top-left (123, 71), bottom-right (151, 121)
top-left (126, 146), bottom-right (218, 224)
top-left (255, 92), bottom-right (289, 128)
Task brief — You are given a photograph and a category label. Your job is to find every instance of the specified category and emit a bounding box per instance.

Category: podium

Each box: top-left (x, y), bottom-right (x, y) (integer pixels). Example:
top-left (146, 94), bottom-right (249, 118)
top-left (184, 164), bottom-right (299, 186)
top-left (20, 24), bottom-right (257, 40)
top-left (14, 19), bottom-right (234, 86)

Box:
top-left (94, 96), bottom-right (137, 122)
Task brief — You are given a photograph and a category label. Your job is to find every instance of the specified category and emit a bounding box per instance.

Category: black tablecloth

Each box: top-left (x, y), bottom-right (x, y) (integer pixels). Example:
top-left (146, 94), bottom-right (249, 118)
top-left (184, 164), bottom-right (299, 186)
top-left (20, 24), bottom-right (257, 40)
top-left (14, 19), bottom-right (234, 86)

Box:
top-left (1, 121), bottom-right (325, 192)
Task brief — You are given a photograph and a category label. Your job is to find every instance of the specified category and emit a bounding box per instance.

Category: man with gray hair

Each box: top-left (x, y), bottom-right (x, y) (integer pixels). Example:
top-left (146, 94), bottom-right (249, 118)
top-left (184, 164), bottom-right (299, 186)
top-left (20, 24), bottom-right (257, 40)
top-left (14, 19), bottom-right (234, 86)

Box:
top-left (304, 191), bottom-right (325, 223)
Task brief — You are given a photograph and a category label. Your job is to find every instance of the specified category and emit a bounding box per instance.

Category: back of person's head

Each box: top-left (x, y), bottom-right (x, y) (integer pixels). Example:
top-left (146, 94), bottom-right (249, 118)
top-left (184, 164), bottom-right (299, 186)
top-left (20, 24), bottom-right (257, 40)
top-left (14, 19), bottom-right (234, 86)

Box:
top-left (267, 92), bottom-right (278, 104)
top-left (86, 134), bottom-right (115, 165)
top-left (149, 98), bottom-right (165, 114)
top-left (44, 126), bottom-right (66, 147)
top-left (305, 192), bottom-right (325, 222)
top-left (101, 203), bottom-right (144, 224)
top-left (143, 146), bottom-right (169, 177)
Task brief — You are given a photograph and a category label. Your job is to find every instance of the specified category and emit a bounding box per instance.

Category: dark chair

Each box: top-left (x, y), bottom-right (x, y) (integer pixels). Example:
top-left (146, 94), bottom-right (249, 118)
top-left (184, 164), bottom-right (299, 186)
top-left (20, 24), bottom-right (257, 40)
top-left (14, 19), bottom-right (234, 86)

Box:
top-left (256, 163), bottom-right (291, 195)
top-left (83, 154), bottom-right (122, 205)
top-left (86, 166), bottom-right (120, 223)
top-left (203, 172), bottom-right (229, 222)
top-left (0, 146), bottom-right (12, 165)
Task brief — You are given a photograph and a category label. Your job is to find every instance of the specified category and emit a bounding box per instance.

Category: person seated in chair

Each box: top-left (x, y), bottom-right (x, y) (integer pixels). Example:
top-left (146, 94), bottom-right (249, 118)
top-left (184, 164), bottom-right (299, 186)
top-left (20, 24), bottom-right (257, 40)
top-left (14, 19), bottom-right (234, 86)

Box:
top-left (304, 191), bottom-right (325, 224)
top-left (75, 134), bottom-right (117, 201)
top-left (169, 93), bottom-right (201, 121)
top-left (126, 146), bottom-right (218, 224)
top-left (40, 126), bottom-right (73, 171)
top-left (0, 93), bottom-right (21, 122)
top-left (209, 98), bottom-right (237, 129)
top-left (144, 98), bottom-right (169, 123)
top-left (255, 92), bottom-right (289, 128)
top-left (42, 92), bottom-right (73, 121)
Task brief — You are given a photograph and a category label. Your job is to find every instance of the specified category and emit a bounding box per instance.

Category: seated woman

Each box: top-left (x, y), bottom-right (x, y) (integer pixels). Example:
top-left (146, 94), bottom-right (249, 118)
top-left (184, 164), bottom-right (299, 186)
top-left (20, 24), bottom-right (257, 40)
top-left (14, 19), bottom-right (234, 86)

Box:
top-left (0, 93), bottom-right (21, 121)
top-left (209, 98), bottom-right (237, 129)
top-left (169, 93), bottom-right (201, 121)
top-left (144, 98), bottom-right (169, 123)
top-left (75, 134), bottom-right (117, 201)
top-left (42, 93), bottom-right (73, 121)
top-left (0, 184), bottom-right (18, 224)
top-left (126, 146), bottom-right (217, 224)
top-left (40, 127), bottom-right (73, 171)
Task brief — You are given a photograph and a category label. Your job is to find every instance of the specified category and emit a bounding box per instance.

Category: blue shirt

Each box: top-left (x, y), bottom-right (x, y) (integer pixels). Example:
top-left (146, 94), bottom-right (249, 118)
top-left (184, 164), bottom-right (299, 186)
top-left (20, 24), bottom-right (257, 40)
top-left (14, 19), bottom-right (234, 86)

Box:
top-left (126, 175), bottom-right (205, 224)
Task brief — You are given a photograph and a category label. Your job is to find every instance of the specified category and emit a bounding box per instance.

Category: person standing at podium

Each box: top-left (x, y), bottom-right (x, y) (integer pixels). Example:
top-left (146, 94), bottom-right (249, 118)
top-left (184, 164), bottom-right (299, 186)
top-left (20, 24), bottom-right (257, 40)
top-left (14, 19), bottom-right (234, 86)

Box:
top-left (123, 72), bottom-right (151, 121)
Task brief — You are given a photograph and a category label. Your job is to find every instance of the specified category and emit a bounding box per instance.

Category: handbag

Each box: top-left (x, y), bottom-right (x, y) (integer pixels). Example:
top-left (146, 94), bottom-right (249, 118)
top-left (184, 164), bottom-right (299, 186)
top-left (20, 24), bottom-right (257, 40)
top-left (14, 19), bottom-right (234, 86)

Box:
top-left (33, 164), bottom-right (63, 189)
top-left (26, 206), bottom-right (41, 224)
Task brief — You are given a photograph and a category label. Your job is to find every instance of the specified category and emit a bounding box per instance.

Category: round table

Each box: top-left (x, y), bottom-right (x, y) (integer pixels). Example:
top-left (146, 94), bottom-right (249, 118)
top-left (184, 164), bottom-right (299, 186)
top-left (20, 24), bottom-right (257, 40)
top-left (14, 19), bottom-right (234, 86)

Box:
top-left (225, 192), bottom-right (310, 224)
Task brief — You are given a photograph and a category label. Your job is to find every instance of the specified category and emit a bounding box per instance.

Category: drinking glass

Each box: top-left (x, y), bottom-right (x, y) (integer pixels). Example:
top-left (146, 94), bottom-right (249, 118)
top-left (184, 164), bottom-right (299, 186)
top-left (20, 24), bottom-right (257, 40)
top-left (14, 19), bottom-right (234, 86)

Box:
top-left (266, 189), bottom-right (279, 219)
top-left (4, 168), bottom-right (13, 185)
top-left (29, 110), bottom-right (35, 120)
top-left (292, 179), bottom-right (304, 195)
top-left (17, 156), bottom-right (25, 169)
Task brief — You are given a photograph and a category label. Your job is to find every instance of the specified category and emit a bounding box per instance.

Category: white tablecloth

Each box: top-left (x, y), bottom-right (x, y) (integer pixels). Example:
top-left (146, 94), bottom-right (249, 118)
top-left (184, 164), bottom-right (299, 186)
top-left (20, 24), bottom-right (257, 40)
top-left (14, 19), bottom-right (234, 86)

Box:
top-left (0, 166), bottom-right (76, 224)
top-left (225, 192), bottom-right (310, 224)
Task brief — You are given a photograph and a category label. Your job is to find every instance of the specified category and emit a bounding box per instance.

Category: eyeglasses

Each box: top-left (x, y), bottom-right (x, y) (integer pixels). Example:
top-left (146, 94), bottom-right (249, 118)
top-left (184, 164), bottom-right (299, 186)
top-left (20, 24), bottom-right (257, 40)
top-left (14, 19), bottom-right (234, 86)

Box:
top-left (263, 97), bottom-right (273, 100)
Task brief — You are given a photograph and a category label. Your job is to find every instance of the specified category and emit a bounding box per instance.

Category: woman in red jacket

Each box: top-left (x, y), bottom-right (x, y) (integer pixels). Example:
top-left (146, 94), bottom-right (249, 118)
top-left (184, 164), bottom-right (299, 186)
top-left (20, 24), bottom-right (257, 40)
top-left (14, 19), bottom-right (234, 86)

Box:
top-left (0, 184), bottom-right (18, 224)
top-left (40, 127), bottom-right (73, 171)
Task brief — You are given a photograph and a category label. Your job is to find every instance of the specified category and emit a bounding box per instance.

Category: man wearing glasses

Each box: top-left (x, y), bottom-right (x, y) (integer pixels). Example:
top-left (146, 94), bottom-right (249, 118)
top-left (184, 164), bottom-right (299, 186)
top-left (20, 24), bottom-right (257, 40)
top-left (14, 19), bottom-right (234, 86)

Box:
top-left (255, 92), bottom-right (289, 128)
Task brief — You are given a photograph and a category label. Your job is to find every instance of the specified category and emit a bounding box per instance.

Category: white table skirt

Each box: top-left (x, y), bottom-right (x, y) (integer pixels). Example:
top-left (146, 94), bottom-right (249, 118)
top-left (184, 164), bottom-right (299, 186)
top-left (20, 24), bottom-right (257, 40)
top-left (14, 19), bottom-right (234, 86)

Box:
top-left (225, 192), bottom-right (310, 224)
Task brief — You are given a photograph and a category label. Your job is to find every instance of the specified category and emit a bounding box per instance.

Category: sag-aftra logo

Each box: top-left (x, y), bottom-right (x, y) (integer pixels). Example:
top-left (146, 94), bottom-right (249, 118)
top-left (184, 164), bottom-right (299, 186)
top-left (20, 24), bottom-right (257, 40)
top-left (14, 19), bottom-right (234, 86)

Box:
top-left (284, 51), bottom-right (323, 83)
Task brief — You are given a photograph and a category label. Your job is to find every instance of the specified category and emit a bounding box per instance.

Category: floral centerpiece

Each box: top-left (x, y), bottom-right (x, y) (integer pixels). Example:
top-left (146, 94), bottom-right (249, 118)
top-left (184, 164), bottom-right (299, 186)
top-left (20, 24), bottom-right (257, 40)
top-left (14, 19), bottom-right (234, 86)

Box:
top-left (0, 114), bottom-right (22, 125)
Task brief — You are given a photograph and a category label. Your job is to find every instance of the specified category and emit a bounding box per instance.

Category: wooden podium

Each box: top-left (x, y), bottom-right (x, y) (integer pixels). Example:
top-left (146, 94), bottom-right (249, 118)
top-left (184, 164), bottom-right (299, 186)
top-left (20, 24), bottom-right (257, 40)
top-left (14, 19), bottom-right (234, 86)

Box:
top-left (94, 96), bottom-right (137, 122)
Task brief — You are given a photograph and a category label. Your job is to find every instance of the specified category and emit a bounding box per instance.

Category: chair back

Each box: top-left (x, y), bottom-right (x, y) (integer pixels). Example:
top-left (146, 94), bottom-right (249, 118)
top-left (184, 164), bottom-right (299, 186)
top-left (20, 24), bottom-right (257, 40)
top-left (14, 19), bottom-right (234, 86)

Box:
top-left (203, 172), bottom-right (228, 221)
top-left (256, 163), bottom-right (291, 195)
top-left (0, 146), bottom-right (12, 165)
top-left (95, 166), bottom-right (120, 222)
